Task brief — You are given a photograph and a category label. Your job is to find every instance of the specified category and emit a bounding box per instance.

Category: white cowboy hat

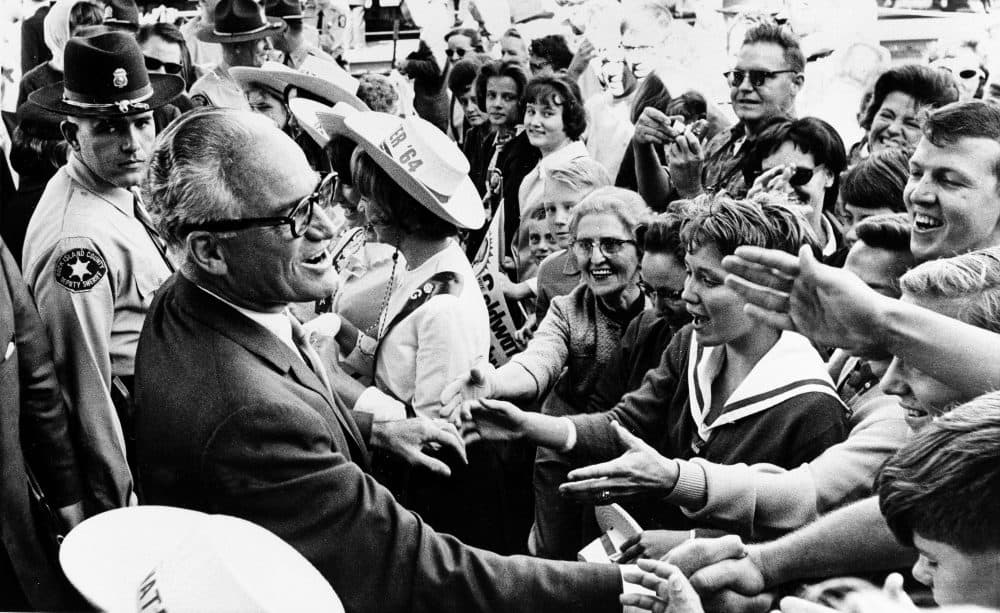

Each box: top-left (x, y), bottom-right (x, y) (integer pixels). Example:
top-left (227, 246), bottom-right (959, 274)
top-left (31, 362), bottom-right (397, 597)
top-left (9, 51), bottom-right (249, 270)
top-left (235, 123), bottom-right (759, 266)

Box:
top-left (288, 98), bottom-right (360, 148)
top-left (60, 506), bottom-right (344, 613)
top-left (340, 112), bottom-right (485, 230)
top-left (230, 59), bottom-right (368, 111)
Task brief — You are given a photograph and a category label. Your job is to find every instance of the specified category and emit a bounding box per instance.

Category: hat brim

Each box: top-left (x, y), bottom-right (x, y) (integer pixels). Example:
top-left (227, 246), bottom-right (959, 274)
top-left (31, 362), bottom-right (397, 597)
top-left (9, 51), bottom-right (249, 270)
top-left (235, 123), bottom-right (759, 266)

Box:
top-left (230, 65), bottom-right (368, 111)
top-left (288, 98), bottom-right (334, 148)
top-left (60, 506), bottom-right (209, 612)
top-left (343, 112), bottom-right (485, 230)
top-left (28, 73), bottom-right (185, 117)
top-left (196, 17), bottom-right (286, 43)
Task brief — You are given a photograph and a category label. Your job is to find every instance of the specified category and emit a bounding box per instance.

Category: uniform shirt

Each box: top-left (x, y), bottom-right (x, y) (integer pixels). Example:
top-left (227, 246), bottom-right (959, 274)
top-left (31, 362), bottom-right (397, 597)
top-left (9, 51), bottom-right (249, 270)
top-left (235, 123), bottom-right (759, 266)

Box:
top-left (22, 152), bottom-right (173, 513)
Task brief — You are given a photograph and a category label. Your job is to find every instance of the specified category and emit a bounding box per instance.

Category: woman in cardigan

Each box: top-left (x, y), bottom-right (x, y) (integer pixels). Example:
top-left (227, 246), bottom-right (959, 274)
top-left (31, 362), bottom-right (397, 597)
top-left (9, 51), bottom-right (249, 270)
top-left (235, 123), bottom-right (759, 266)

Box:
top-left (443, 186), bottom-right (651, 558)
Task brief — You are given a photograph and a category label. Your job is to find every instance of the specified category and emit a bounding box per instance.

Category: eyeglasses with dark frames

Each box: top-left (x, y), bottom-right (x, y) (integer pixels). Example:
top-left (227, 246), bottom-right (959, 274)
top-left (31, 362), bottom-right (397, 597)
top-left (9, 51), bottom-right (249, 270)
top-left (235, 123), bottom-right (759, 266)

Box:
top-left (445, 48), bottom-right (469, 59)
top-left (637, 279), bottom-right (684, 302)
top-left (144, 55), bottom-right (184, 75)
top-left (723, 69), bottom-right (798, 88)
top-left (181, 172), bottom-right (337, 238)
top-left (570, 237), bottom-right (636, 258)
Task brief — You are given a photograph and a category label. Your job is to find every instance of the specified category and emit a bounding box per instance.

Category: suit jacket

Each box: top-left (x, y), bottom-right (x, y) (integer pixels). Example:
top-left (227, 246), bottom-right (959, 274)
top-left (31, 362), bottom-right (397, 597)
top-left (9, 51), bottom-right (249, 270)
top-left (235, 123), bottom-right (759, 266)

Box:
top-left (20, 4), bottom-right (51, 75)
top-left (135, 274), bottom-right (622, 613)
top-left (0, 240), bottom-right (82, 609)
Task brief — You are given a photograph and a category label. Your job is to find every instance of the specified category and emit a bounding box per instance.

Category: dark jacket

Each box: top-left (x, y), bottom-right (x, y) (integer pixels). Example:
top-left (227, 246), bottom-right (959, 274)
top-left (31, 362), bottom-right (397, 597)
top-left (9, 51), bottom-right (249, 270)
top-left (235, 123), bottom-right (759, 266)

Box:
top-left (20, 4), bottom-right (51, 75)
top-left (134, 274), bottom-right (624, 613)
top-left (0, 240), bottom-right (82, 610)
top-left (401, 40), bottom-right (449, 132)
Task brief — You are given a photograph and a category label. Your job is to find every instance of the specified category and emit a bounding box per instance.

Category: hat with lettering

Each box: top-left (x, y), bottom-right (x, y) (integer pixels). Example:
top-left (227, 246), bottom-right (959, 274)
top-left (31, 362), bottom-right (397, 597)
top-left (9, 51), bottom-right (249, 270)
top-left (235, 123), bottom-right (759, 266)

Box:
top-left (337, 112), bottom-right (485, 229)
top-left (198, 0), bottom-right (286, 44)
top-left (230, 59), bottom-right (367, 110)
top-left (288, 98), bottom-right (359, 148)
top-left (60, 506), bottom-right (344, 613)
top-left (29, 32), bottom-right (184, 117)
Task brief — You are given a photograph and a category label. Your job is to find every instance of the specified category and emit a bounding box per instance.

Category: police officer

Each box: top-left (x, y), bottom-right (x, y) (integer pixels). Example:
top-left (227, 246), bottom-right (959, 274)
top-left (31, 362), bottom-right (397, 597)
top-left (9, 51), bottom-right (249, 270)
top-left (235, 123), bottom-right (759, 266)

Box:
top-left (24, 31), bottom-right (183, 514)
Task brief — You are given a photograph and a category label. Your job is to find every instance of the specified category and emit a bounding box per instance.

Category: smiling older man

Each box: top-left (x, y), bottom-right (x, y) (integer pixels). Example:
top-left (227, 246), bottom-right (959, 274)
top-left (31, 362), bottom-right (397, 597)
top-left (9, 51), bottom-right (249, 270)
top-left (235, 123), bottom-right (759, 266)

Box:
top-left (132, 106), bottom-right (644, 613)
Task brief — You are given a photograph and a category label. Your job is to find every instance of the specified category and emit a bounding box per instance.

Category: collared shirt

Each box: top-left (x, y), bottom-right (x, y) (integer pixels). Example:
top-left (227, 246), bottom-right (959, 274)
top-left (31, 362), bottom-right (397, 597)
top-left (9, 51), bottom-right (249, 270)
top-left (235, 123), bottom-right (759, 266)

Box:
top-left (195, 283), bottom-right (298, 355)
top-left (701, 123), bottom-right (752, 198)
top-left (22, 152), bottom-right (173, 513)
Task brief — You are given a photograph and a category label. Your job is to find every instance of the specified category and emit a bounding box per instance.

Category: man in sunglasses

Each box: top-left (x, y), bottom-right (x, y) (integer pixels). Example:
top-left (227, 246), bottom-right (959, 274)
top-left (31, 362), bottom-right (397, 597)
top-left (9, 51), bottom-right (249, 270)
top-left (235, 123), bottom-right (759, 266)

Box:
top-left (22, 32), bottom-right (183, 515)
top-left (633, 22), bottom-right (804, 205)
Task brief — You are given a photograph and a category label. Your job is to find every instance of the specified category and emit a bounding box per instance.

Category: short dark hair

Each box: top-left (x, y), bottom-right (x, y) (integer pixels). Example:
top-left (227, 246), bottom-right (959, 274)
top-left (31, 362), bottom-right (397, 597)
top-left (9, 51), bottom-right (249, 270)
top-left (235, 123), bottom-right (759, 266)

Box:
top-left (840, 149), bottom-right (909, 213)
top-left (69, 1), bottom-right (104, 33)
top-left (679, 194), bottom-right (821, 257)
top-left (742, 23), bottom-right (805, 74)
top-left (629, 72), bottom-right (672, 124)
top-left (665, 90), bottom-right (707, 124)
top-left (475, 60), bottom-right (528, 114)
top-left (750, 117), bottom-right (848, 213)
top-left (138, 22), bottom-right (196, 87)
top-left (642, 213), bottom-right (685, 261)
top-left (528, 34), bottom-right (573, 72)
top-left (356, 72), bottom-right (398, 113)
top-left (878, 392), bottom-right (1000, 552)
top-left (522, 75), bottom-right (587, 141)
top-left (854, 212), bottom-right (911, 253)
top-left (447, 55), bottom-right (488, 96)
top-left (352, 150), bottom-right (457, 240)
top-left (444, 27), bottom-right (483, 51)
top-left (923, 101), bottom-right (1000, 188)
top-left (861, 64), bottom-right (959, 130)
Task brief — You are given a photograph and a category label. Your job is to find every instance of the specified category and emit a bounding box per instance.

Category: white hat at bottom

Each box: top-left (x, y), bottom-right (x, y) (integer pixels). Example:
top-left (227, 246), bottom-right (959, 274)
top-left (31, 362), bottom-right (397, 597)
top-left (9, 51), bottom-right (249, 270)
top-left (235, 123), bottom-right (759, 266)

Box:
top-left (59, 506), bottom-right (343, 613)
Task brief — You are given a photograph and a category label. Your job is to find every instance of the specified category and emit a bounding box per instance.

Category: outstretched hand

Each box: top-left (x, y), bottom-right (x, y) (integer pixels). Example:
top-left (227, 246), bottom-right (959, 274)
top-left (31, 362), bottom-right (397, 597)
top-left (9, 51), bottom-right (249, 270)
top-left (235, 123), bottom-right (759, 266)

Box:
top-left (439, 359), bottom-right (497, 424)
top-left (560, 421), bottom-right (679, 503)
top-left (618, 530), bottom-right (692, 564)
top-left (371, 416), bottom-right (467, 477)
top-left (722, 245), bottom-right (895, 357)
top-left (621, 560), bottom-right (705, 613)
top-left (461, 398), bottom-right (529, 445)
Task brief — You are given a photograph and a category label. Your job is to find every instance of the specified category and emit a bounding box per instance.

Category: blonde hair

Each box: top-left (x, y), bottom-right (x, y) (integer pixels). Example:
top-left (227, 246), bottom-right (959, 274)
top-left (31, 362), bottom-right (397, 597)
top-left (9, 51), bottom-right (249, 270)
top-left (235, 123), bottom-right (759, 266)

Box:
top-left (899, 247), bottom-right (1000, 334)
top-left (568, 187), bottom-right (651, 239)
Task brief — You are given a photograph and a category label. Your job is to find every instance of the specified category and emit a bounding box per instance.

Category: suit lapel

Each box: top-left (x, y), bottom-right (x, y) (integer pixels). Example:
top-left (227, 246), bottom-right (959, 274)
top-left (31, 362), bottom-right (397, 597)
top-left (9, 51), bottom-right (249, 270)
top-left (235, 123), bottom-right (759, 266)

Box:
top-left (174, 277), bottom-right (368, 461)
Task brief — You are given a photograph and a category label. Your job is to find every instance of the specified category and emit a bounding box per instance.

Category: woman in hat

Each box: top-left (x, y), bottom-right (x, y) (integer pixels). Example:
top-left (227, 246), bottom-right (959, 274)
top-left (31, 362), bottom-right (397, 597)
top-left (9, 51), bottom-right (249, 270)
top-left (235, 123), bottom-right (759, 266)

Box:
top-left (318, 111), bottom-right (531, 552)
top-left (16, 0), bottom-right (103, 108)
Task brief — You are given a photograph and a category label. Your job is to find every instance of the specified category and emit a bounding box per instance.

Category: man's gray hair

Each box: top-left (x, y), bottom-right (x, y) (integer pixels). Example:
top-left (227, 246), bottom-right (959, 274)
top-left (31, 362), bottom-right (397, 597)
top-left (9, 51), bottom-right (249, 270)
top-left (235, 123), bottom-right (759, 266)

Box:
top-left (142, 107), bottom-right (269, 248)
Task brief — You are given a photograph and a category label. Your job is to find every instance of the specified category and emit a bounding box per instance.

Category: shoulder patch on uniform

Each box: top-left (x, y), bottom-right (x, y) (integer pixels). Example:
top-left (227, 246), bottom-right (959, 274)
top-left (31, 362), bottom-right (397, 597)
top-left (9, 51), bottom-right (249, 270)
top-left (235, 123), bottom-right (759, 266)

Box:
top-left (55, 248), bottom-right (107, 292)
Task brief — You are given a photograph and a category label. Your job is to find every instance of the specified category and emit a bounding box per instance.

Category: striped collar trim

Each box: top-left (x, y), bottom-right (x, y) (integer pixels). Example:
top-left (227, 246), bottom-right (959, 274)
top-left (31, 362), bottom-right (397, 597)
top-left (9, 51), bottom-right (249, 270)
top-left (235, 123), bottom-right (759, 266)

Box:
top-left (687, 330), bottom-right (842, 442)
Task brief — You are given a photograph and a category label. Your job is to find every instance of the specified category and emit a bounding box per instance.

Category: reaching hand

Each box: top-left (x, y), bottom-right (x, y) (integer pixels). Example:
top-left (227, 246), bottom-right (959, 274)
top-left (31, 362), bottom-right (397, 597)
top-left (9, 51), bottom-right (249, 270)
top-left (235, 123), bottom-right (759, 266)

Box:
top-left (560, 421), bottom-right (679, 503)
top-left (461, 398), bottom-right (529, 444)
top-left (746, 165), bottom-right (793, 201)
top-left (666, 127), bottom-right (705, 198)
top-left (439, 359), bottom-right (498, 423)
top-left (568, 37), bottom-right (597, 81)
top-left (371, 416), bottom-right (467, 477)
top-left (618, 530), bottom-right (692, 564)
top-left (633, 108), bottom-right (684, 146)
top-left (621, 560), bottom-right (706, 613)
top-left (721, 245), bottom-right (895, 356)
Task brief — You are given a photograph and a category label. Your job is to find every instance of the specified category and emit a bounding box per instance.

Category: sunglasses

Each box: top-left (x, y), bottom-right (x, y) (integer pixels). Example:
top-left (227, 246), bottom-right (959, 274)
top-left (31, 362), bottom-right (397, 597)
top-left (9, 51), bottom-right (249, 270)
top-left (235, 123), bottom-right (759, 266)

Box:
top-left (787, 166), bottom-right (816, 187)
top-left (445, 48), bottom-right (469, 59)
top-left (637, 280), bottom-right (683, 302)
top-left (570, 237), bottom-right (636, 258)
top-left (144, 56), bottom-right (183, 75)
top-left (181, 172), bottom-right (337, 238)
top-left (724, 69), bottom-right (797, 88)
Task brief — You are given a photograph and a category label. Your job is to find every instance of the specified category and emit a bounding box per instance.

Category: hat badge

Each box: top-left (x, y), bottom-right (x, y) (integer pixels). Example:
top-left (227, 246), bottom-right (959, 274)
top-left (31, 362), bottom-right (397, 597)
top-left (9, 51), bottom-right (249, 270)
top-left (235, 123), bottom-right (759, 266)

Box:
top-left (112, 68), bottom-right (128, 89)
top-left (104, 5), bottom-right (114, 19)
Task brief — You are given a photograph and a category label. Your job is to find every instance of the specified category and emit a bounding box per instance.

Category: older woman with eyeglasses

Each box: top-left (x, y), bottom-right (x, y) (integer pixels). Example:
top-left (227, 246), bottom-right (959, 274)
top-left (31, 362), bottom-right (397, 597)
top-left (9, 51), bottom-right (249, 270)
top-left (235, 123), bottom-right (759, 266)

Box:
top-left (442, 186), bottom-right (651, 558)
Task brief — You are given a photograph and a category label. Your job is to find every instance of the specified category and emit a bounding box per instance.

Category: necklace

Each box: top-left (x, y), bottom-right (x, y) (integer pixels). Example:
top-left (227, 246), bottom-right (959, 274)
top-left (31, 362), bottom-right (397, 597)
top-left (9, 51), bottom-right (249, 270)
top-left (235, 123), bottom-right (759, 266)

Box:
top-left (364, 239), bottom-right (400, 341)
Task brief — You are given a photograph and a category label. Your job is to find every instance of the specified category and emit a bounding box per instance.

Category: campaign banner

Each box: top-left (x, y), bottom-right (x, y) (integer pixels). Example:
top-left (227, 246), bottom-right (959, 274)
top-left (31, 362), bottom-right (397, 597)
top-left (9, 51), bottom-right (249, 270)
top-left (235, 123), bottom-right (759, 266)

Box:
top-left (472, 204), bottom-right (523, 367)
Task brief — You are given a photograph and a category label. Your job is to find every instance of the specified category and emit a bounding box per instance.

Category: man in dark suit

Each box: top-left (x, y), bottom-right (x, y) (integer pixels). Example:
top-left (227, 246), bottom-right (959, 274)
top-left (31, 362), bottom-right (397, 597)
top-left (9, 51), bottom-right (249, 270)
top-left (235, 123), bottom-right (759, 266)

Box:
top-left (134, 107), bottom-right (630, 612)
top-left (0, 240), bottom-right (84, 611)
top-left (20, 1), bottom-right (53, 75)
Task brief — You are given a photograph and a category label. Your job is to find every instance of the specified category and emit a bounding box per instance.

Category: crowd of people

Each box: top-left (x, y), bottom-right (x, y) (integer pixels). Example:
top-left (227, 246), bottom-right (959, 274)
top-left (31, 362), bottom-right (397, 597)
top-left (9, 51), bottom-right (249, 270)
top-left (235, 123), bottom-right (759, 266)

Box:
top-left (2, 0), bottom-right (1000, 611)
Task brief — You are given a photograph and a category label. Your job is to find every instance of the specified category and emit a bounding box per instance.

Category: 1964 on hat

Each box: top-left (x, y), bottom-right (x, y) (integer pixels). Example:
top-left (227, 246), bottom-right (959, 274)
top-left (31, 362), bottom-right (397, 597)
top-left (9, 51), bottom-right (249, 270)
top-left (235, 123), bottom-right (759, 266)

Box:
top-left (198, 0), bottom-right (287, 44)
top-left (341, 113), bottom-right (485, 230)
top-left (29, 32), bottom-right (184, 117)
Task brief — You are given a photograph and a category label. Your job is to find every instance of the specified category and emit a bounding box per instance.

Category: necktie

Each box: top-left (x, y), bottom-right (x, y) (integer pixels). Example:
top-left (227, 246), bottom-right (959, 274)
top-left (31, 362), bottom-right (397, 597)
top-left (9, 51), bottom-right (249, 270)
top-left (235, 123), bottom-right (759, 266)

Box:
top-left (288, 314), bottom-right (334, 396)
top-left (133, 193), bottom-right (175, 273)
